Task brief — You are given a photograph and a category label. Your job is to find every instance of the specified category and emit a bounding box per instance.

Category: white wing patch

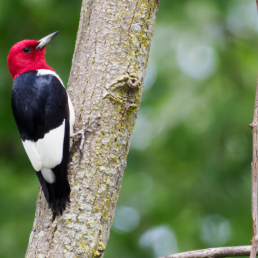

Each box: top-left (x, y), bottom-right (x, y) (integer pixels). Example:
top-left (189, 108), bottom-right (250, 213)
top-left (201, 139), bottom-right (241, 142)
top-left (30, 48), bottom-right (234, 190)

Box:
top-left (22, 140), bottom-right (42, 171)
top-left (22, 120), bottom-right (65, 183)
top-left (35, 120), bottom-right (65, 168)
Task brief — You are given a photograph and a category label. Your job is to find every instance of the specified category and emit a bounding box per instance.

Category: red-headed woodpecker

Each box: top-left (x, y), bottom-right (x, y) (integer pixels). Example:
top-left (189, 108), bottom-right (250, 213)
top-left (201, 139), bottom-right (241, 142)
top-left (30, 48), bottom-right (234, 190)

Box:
top-left (7, 32), bottom-right (75, 216)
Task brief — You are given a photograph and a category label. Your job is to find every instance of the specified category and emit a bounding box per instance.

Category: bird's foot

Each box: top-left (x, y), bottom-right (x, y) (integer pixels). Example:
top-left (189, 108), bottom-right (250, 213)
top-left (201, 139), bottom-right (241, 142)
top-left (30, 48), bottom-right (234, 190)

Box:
top-left (71, 117), bottom-right (101, 153)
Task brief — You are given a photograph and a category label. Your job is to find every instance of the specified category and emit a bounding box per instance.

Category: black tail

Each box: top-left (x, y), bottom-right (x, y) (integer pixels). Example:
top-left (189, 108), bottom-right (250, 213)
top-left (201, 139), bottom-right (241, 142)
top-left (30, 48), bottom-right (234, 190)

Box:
top-left (36, 169), bottom-right (70, 216)
top-left (36, 119), bottom-right (71, 217)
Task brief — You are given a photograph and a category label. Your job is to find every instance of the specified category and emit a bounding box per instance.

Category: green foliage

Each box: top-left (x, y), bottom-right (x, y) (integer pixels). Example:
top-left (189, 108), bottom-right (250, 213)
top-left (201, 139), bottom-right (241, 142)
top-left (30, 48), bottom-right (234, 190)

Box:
top-left (0, 0), bottom-right (256, 257)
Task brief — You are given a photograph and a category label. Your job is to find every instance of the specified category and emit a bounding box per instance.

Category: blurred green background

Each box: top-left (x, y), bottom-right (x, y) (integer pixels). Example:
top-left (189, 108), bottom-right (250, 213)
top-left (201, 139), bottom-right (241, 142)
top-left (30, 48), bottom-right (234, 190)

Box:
top-left (0, 0), bottom-right (256, 257)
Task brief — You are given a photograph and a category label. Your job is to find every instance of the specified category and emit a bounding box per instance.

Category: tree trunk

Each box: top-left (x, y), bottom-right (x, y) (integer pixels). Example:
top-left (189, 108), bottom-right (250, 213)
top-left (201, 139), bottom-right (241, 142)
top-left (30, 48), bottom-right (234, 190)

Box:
top-left (25, 0), bottom-right (160, 257)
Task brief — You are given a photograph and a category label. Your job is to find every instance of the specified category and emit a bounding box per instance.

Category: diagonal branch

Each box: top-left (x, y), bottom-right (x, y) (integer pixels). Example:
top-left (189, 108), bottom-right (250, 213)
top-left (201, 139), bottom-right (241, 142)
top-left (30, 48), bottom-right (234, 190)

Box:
top-left (159, 246), bottom-right (256, 258)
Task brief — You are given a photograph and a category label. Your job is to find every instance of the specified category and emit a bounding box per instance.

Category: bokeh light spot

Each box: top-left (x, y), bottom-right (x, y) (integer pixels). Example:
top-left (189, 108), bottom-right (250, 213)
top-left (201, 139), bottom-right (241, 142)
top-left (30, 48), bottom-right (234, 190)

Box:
top-left (112, 206), bottom-right (140, 233)
top-left (200, 214), bottom-right (231, 246)
top-left (176, 40), bottom-right (217, 80)
top-left (139, 226), bottom-right (178, 257)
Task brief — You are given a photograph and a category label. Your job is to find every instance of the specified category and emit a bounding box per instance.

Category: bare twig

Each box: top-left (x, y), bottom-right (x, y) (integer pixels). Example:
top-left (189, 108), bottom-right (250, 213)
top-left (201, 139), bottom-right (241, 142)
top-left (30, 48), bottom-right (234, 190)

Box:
top-left (249, 3), bottom-right (258, 258)
top-left (159, 246), bottom-right (255, 258)
top-left (250, 3), bottom-right (258, 258)
top-left (249, 80), bottom-right (258, 258)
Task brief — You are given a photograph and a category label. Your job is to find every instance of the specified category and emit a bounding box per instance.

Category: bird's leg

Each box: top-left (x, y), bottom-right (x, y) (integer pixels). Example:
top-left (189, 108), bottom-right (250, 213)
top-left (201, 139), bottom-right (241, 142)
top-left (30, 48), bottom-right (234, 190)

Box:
top-left (70, 117), bottom-right (100, 153)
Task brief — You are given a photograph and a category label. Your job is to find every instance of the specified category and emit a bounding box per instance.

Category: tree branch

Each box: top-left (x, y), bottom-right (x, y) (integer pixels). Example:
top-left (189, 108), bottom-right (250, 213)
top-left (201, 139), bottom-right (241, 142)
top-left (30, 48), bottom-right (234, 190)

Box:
top-left (159, 246), bottom-right (256, 258)
top-left (25, 0), bottom-right (160, 257)
top-left (249, 2), bottom-right (258, 258)
top-left (249, 79), bottom-right (258, 258)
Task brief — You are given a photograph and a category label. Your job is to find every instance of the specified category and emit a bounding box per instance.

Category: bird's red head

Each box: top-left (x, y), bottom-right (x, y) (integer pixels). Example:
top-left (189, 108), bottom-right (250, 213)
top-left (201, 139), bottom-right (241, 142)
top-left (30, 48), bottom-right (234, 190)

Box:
top-left (7, 32), bottom-right (58, 79)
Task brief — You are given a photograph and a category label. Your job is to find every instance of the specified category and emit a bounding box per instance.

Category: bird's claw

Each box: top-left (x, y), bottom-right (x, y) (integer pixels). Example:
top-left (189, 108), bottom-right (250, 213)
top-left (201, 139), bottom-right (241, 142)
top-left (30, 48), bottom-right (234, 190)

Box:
top-left (70, 117), bottom-right (100, 153)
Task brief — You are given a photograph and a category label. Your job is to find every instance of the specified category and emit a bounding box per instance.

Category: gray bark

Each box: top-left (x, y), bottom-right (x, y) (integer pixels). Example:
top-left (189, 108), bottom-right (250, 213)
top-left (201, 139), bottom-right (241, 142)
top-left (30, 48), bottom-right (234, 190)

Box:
top-left (25, 0), bottom-right (160, 257)
top-left (159, 246), bottom-right (256, 258)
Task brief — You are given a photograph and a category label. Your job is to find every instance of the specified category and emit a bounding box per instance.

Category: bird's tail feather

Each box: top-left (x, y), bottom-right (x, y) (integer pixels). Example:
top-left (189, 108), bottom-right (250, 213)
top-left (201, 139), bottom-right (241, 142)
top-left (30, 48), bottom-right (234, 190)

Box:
top-left (36, 169), bottom-right (70, 216)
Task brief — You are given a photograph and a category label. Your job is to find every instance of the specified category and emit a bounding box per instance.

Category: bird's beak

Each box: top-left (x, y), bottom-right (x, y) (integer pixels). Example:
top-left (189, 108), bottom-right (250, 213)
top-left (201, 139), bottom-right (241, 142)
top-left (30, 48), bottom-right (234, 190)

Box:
top-left (36, 31), bottom-right (59, 50)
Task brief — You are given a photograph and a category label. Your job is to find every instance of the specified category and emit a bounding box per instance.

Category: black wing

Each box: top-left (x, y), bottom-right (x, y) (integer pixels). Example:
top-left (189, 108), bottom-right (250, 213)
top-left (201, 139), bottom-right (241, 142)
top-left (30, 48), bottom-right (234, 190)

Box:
top-left (12, 71), bottom-right (71, 215)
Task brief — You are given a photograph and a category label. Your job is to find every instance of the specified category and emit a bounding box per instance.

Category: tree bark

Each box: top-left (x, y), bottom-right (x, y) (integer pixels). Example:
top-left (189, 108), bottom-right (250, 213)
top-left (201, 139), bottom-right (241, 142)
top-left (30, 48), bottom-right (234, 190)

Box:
top-left (25, 0), bottom-right (160, 257)
top-left (159, 246), bottom-right (257, 258)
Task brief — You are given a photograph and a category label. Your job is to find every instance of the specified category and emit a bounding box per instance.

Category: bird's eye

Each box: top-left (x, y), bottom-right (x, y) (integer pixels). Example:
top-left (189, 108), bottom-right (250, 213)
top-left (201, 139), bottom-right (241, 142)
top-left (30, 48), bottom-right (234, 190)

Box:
top-left (23, 47), bottom-right (32, 53)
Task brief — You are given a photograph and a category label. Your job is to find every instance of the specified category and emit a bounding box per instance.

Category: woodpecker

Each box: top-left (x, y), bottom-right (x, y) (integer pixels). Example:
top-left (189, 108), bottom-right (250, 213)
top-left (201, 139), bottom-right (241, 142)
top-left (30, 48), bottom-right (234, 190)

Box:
top-left (7, 32), bottom-right (75, 216)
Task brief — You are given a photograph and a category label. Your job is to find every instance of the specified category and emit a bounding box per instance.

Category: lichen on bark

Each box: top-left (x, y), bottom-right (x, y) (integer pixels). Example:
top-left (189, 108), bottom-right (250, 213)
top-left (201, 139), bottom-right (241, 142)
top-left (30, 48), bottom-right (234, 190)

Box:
top-left (25, 0), bottom-right (160, 257)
